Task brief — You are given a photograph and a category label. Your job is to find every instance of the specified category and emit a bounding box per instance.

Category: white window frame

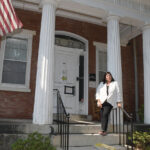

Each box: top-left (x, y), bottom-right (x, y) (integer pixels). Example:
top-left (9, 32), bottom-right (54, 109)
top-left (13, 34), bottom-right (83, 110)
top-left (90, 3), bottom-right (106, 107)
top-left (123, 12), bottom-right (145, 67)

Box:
top-left (0, 29), bottom-right (36, 92)
top-left (93, 42), bottom-right (107, 87)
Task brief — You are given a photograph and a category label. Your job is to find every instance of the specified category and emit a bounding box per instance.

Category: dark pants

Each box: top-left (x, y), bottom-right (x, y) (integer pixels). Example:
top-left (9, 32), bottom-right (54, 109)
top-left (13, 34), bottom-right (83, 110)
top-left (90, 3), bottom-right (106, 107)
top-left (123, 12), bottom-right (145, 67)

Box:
top-left (100, 101), bottom-right (113, 132)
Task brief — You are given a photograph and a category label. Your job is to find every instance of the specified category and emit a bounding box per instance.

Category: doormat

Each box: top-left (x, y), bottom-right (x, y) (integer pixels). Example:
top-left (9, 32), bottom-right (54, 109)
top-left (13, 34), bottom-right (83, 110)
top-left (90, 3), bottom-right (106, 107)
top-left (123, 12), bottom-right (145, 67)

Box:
top-left (95, 143), bottom-right (116, 150)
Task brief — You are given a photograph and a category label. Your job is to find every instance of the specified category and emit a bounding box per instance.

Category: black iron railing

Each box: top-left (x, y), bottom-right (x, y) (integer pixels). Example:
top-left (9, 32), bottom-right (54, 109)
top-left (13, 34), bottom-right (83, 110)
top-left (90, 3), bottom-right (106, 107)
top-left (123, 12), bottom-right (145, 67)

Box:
top-left (53, 89), bottom-right (70, 150)
top-left (112, 107), bottom-right (133, 150)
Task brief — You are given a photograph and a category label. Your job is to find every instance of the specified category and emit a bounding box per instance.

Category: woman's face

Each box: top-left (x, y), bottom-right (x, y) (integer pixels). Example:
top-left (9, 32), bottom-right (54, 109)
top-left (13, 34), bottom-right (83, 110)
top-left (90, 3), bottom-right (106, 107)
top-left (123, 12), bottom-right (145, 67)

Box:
top-left (106, 73), bottom-right (112, 82)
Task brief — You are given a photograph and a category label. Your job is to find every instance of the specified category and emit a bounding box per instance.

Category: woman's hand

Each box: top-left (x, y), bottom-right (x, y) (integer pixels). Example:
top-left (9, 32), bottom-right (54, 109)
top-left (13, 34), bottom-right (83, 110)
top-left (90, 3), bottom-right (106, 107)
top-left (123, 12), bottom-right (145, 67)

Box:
top-left (97, 100), bottom-right (102, 108)
top-left (117, 102), bottom-right (122, 108)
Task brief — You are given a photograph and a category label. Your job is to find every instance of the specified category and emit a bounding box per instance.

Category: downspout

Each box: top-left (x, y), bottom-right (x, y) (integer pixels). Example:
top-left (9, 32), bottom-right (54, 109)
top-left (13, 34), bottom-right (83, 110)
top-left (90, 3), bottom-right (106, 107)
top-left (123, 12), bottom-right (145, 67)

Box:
top-left (133, 39), bottom-right (139, 122)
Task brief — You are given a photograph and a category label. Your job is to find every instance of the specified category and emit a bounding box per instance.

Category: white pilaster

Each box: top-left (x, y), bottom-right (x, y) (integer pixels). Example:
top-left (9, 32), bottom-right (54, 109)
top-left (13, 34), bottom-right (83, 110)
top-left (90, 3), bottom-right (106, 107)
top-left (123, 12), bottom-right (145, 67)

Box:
top-left (142, 25), bottom-right (150, 124)
top-left (33, 0), bottom-right (58, 124)
top-left (107, 15), bottom-right (123, 100)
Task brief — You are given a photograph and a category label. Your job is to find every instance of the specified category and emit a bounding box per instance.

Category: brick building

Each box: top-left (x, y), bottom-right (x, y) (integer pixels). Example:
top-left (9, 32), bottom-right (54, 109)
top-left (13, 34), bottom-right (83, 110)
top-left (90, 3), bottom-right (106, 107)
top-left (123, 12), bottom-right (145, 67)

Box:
top-left (0, 0), bottom-right (149, 124)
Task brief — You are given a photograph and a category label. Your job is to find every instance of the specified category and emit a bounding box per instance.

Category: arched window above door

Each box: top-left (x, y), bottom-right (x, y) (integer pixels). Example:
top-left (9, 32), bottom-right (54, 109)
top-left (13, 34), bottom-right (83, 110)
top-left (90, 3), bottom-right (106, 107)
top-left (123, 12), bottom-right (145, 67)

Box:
top-left (55, 35), bottom-right (85, 50)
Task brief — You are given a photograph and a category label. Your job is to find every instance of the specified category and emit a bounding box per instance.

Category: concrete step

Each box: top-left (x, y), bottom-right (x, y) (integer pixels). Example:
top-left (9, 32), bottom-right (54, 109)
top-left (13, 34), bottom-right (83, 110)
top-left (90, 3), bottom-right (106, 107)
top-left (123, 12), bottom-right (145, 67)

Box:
top-left (52, 133), bottom-right (125, 147)
top-left (52, 122), bottom-right (129, 134)
top-left (53, 114), bottom-right (92, 122)
top-left (0, 119), bottom-right (129, 150)
top-left (52, 122), bottom-right (102, 134)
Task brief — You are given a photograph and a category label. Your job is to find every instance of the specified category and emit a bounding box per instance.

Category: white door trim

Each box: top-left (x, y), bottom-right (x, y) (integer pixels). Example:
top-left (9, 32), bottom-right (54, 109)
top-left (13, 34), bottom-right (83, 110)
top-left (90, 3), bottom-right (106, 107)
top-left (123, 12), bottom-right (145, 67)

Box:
top-left (55, 31), bottom-right (89, 115)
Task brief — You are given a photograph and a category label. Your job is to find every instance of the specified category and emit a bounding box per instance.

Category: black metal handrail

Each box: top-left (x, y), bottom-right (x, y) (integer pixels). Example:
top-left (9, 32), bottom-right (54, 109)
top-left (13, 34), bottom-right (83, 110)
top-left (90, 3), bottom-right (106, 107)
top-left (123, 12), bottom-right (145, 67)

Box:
top-left (53, 89), bottom-right (70, 150)
top-left (112, 107), bottom-right (133, 150)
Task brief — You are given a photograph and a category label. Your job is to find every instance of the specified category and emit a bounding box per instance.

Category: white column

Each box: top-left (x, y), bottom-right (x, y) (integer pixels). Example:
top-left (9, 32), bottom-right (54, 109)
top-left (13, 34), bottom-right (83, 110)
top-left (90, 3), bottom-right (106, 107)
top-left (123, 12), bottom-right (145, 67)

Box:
top-left (142, 25), bottom-right (150, 124)
top-left (33, 0), bottom-right (58, 124)
top-left (107, 15), bottom-right (123, 98)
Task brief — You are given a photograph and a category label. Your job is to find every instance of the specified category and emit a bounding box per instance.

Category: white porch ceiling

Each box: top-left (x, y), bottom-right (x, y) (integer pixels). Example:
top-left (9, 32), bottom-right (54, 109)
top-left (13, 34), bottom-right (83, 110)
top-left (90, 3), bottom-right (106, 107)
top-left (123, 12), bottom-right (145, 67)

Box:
top-left (12, 0), bottom-right (144, 46)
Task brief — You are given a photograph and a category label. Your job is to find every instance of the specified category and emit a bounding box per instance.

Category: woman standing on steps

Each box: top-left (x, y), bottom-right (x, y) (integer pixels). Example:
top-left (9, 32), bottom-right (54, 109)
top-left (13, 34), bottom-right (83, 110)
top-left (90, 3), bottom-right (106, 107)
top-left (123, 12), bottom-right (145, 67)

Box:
top-left (96, 72), bottom-right (122, 136)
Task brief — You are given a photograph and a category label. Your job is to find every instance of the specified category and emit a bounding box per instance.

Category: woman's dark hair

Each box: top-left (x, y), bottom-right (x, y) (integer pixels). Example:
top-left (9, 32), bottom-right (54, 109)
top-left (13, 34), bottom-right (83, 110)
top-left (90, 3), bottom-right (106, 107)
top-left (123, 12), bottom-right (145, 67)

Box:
top-left (102, 72), bottom-right (115, 84)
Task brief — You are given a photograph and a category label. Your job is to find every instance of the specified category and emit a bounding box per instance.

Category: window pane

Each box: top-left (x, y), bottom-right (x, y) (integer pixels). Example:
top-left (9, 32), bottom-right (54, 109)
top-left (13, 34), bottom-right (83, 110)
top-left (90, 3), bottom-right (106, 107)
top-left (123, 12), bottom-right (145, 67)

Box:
top-left (99, 71), bottom-right (105, 83)
top-left (2, 60), bottom-right (26, 84)
top-left (4, 37), bottom-right (28, 61)
top-left (98, 51), bottom-right (107, 71)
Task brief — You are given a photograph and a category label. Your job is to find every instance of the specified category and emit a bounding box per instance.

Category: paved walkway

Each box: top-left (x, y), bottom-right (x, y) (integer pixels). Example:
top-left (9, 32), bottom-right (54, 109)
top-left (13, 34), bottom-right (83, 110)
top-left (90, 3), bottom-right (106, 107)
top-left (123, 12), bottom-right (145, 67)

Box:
top-left (69, 146), bottom-right (98, 150)
top-left (58, 145), bottom-right (126, 150)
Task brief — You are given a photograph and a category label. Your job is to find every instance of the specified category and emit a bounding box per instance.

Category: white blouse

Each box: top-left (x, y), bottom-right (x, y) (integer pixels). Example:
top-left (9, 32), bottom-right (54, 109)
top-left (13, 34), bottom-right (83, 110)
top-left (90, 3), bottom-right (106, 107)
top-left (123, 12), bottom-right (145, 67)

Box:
top-left (96, 81), bottom-right (122, 107)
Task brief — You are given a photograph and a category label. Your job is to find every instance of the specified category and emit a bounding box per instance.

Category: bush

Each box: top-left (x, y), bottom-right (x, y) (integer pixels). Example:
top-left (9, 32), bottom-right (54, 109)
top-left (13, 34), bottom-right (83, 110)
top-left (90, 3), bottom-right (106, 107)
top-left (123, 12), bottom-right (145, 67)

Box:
top-left (11, 132), bottom-right (56, 150)
top-left (133, 131), bottom-right (150, 150)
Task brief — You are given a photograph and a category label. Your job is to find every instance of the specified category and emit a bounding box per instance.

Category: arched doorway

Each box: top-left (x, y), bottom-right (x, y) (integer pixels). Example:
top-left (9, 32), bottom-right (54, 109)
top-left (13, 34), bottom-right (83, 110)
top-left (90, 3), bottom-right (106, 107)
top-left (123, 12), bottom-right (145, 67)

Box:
top-left (53, 31), bottom-right (89, 115)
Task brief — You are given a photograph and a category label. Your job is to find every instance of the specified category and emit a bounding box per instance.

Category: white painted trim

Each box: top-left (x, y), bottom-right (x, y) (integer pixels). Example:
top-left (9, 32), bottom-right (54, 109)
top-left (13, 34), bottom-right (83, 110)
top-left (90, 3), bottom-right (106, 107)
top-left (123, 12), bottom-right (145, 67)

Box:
top-left (13, 0), bottom-right (143, 45)
top-left (93, 42), bottom-right (107, 52)
top-left (55, 31), bottom-right (89, 115)
top-left (56, 10), bottom-right (105, 26)
top-left (71, 0), bottom-right (150, 24)
top-left (93, 42), bottom-right (107, 87)
top-left (0, 29), bottom-right (36, 92)
top-left (0, 84), bottom-right (31, 92)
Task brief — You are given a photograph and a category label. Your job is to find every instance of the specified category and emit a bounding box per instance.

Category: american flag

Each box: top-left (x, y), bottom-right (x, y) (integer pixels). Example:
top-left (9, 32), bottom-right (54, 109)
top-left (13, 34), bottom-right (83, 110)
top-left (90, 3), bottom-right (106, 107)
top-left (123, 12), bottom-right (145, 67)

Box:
top-left (0, 0), bottom-right (23, 36)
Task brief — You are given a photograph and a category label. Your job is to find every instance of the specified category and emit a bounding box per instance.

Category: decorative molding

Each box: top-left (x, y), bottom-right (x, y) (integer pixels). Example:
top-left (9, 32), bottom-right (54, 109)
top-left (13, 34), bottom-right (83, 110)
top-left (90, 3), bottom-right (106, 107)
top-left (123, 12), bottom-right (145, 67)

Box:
top-left (12, 1), bottom-right (40, 12)
top-left (56, 10), bottom-right (105, 26)
top-left (107, 15), bottom-right (120, 22)
top-left (6, 29), bottom-right (36, 38)
top-left (142, 24), bottom-right (150, 31)
top-left (72, 0), bottom-right (150, 24)
top-left (12, 0), bottom-right (143, 46)
top-left (120, 39), bottom-right (129, 47)
top-left (40, 0), bottom-right (60, 7)
top-left (13, 0), bottom-right (150, 25)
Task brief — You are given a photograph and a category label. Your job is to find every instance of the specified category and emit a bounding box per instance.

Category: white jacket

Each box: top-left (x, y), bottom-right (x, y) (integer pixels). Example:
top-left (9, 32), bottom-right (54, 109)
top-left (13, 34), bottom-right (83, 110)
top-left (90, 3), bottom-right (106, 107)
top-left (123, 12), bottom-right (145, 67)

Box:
top-left (96, 81), bottom-right (122, 107)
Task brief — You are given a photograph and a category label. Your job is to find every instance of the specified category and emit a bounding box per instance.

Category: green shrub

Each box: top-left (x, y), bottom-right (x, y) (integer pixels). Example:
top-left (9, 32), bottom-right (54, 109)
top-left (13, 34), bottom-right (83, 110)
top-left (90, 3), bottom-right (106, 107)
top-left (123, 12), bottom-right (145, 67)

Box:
top-left (132, 131), bottom-right (150, 150)
top-left (11, 132), bottom-right (56, 150)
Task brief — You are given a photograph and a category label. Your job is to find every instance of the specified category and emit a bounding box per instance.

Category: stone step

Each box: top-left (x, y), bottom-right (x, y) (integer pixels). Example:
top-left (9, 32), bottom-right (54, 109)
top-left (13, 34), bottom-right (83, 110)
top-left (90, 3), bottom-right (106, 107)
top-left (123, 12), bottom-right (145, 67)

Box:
top-left (52, 133), bottom-right (126, 147)
top-left (52, 122), bottom-right (102, 134)
top-left (0, 119), bottom-right (130, 135)
top-left (0, 119), bottom-right (128, 150)
top-left (52, 123), bottom-right (130, 134)
top-left (53, 114), bottom-right (92, 122)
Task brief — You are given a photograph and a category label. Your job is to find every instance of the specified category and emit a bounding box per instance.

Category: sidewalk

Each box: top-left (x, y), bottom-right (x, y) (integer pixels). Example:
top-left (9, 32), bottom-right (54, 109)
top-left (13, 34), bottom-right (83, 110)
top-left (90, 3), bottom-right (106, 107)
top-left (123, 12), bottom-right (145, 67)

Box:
top-left (61, 145), bottom-right (126, 150)
top-left (69, 146), bottom-right (98, 150)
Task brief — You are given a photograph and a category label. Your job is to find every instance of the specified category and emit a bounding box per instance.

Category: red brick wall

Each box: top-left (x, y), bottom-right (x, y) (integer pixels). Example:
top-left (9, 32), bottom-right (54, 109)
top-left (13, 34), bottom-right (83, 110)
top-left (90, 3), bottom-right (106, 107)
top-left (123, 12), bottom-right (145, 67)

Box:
top-left (134, 35), bottom-right (144, 108)
top-left (121, 44), bottom-right (135, 115)
top-left (121, 35), bottom-right (144, 118)
top-left (0, 9), bottom-right (144, 120)
top-left (0, 9), bottom-right (41, 119)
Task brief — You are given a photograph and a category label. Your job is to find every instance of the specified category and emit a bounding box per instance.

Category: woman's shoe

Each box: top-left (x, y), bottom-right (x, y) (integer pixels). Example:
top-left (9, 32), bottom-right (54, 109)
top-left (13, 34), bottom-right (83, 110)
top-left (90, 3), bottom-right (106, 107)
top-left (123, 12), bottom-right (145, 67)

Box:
top-left (101, 132), bottom-right (107, 136)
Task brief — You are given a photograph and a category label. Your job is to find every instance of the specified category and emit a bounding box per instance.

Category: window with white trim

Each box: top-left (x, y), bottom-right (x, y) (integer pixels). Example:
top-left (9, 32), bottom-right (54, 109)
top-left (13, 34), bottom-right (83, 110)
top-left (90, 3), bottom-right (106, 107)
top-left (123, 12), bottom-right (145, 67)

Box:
top-left (97, 51), bottom-right (107, 83)
top-left (0, 29), bottom-right (36, 92)
top-left (94, 42), bottom-right (107, 87)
